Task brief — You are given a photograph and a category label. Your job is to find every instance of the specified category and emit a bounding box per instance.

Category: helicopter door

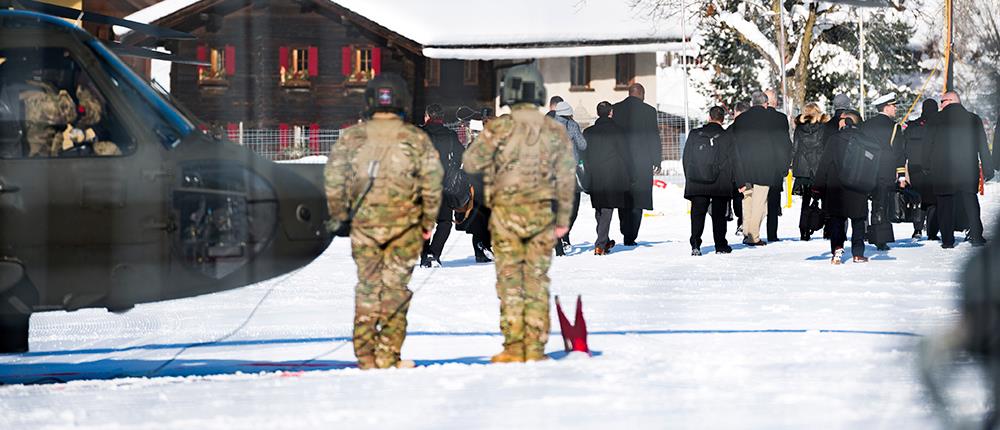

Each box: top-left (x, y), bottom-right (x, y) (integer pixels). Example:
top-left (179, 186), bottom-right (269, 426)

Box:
top-left (0, 43), bottom-right (168, 311)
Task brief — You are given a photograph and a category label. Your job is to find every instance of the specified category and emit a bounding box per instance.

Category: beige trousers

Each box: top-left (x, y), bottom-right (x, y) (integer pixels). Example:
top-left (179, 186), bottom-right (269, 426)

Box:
top-left (741, 184), bottom-right (770, 242)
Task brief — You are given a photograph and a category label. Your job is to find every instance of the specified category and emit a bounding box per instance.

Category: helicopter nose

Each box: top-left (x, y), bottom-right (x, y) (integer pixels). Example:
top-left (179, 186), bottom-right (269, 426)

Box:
top-left (274, 163), bottom-right (332, 246)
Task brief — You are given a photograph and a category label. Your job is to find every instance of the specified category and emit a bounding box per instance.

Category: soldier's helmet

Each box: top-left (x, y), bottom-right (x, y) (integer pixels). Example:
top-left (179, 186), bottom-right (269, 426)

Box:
top-left (499, 64), bottom-right (546, 108)
top-left (364, 73), bottom-right (411, 117)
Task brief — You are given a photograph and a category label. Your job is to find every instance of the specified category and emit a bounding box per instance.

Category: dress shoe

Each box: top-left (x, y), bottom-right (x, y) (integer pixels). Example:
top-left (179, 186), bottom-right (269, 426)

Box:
top-left (831, 248), bottom-right (844, 265)
top-left (691, 248), bottom-right (702, 256)
top-left (852, 255), bottom-right (869, 263)
top-left (715, 245), bottom-right (733, 254)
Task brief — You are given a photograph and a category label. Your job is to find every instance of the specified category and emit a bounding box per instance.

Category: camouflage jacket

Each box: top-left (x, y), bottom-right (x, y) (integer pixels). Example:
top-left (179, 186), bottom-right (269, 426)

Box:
top-left (325, 116), bottom-right (443, 244)
top-left (463, 103), bottom-right (576, 227)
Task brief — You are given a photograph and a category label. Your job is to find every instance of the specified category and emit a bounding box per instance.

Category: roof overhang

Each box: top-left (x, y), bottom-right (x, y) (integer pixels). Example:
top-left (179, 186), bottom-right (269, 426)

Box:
top-left (424, 41), bottom-right (688, 60)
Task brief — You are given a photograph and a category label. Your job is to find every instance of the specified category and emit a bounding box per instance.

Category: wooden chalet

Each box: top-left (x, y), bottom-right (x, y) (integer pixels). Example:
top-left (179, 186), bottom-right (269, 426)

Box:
top-left (119, 0), bottom-right (497, 133)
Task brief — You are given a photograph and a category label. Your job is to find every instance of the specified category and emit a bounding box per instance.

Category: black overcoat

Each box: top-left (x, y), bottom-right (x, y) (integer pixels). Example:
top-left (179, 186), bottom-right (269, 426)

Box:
top-left (612, 96), bottom-right (660, 210)
top-left (813, 127), bottom-right (870, 219)
top-left (904, 116), bottom-right (936, 205)
top-left (682, 122), bottom-right (735, 198)
top-left (730, 106), bottom-right (791, 187)
top-left (583, 117), bottom-right (630, 209)
top-left (859, 114), bottom-right (906, 184)
top-left (928, 104), bottom-right (995, 195)
top-left (791, 114), bottom-right (828, 178)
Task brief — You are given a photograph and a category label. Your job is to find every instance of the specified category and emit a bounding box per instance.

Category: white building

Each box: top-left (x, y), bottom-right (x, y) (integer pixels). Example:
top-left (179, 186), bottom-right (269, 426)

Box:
top-left (331, 0), bottom-right (695, 125)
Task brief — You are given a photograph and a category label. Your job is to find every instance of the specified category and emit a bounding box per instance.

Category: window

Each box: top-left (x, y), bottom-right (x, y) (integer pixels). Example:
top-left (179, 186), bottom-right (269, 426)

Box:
top-left (197, 45), bottom-right (235, 86)
top-left (342, 45), bottom-right (380, 85)
top-left (0, 46), bottom-right (138, 158)
top-left (615, 53), bottom-right (636, 90)
top-left (280, 46), bottom-right (318, 88)
top-left (570, 56), bottom-right (591, 91)
top-left (463, 60), bottom-right (478, 85)
top-left (425, 59), bottom-right (440, 87)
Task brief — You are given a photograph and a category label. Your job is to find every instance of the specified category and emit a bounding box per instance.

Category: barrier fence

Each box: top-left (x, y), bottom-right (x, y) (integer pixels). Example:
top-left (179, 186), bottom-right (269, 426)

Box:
top-left (226, 115), bottom-right (702, 162)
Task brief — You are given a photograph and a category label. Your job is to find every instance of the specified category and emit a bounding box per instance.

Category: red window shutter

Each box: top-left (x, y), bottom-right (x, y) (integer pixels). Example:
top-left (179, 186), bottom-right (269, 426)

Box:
top-left (308, 46), bottom-right (318, 77)
top-left (279, 46), bottom-right (289, 71)
top-left (341, 46), bottom-right (351, 76)
top-left (279, 123), bottom-right (289, 150)
top-left (372, 47), bottom-right (381, 76)
top-left (196, 45), bottom-right (207, 76)
top-left (309, 123), bottom-right (320, 153)
top-left (226, 123), bottom-right (238, 140)
top-left (225, 45), bottom-right (236, 76)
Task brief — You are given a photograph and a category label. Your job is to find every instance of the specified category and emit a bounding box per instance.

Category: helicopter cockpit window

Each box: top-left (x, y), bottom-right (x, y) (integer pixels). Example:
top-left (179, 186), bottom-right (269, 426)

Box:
top-left (0, 47), bottom-right (136, 158)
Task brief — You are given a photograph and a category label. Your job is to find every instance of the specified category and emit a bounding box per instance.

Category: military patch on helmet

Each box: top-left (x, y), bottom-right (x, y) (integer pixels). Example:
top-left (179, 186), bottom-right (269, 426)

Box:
top-left (377, 88), bottom-right (393, 106)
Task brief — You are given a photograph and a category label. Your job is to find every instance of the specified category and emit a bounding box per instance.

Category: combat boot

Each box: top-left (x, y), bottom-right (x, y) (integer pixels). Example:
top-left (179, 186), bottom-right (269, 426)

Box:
top-left (490, 343), bottom-right (525, 363)
top-left (524, 344), bottom-right (549, 362)
top-left (395, 359), bottom-right (416, 369)
top-left (357, 355), bottom-right (377, 370)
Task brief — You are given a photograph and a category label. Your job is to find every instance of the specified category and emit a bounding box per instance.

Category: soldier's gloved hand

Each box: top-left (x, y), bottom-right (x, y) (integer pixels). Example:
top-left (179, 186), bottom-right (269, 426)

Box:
top-left (326, 219), bottom-right (351, 237)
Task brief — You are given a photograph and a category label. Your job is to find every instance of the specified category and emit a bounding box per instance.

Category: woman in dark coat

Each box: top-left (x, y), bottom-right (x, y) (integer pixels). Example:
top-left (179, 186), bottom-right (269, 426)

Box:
top-left (813, 111), bottom-right (869, 264)
top-left (791, 102), bottom-right (830, 240)
top-left (583, 102), bottom-right (631, 254)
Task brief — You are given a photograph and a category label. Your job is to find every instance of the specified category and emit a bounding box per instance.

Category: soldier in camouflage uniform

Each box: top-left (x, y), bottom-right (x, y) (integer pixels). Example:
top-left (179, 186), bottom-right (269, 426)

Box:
top-left (463, 65), bottom-right (576, 363)
top-left (20, 76), bottom-right (115, 157)
top-left (324, 73), bottom-right (443, 370)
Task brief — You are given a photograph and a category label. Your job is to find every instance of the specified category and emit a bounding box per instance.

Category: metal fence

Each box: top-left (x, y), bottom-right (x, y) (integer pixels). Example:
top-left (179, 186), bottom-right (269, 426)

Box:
top-left (231, 116), bottom-right (699, 161)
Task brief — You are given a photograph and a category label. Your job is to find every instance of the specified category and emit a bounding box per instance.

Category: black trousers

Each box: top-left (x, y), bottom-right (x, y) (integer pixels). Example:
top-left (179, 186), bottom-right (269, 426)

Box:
top-left (732, 188), bottom-right (744, 227)
top-left (799, 192), bottom-right (814, 236)
top-left (620, 208), bottom-right (643, 244)
top-left (869, 184), bottom-right (893, 247)
top-left (690, 196), bottom-right (730, 249)
top-left (829, 216), bottom-right (866, 257)
top-left (560, 189), bottom-right (581, 243)
top-left (938, 192), bottom-right (984, 246)
top-left (468, 205), bottom-right (492, 257)
top-left (422, 219), bottom-right (452, 260)
top-left (766, 186), bottom-right (782, 241)
top-left (916, 204), bottom-right (939, 238)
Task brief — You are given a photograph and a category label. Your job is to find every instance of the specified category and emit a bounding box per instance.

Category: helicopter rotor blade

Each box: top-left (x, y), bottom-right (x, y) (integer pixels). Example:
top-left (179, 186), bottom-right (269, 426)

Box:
top-left (6, 0), bottom-right (196, 40)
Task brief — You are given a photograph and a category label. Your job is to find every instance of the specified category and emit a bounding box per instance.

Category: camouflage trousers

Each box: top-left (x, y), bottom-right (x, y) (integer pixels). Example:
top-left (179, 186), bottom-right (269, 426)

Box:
top-left (489, 204), bottom-right (555, 358)
top-left (350, 225), bottom-right (421, 369)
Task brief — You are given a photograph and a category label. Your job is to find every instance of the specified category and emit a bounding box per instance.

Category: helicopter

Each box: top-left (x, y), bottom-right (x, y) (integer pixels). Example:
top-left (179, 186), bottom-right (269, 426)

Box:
top-left (0, 6), bottom-right (332, 353)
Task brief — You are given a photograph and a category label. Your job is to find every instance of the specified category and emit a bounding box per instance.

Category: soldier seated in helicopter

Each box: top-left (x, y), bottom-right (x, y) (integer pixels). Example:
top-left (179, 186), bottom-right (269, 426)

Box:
top-left (0, 47), bottom-right (123, 158)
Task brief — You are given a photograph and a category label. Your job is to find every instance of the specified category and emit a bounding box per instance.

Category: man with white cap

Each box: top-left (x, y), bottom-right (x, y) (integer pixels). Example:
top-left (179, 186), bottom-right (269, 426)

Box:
top-left (860, 92), bottom-right (907, 251)
top-left (550, 100), bottom-right (587, 255)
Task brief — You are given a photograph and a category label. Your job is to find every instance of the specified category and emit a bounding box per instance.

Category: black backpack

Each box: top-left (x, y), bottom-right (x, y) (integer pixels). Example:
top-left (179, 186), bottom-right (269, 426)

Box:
top-left (442, 157), bottom-right (471, 210)
top-left (685, 130), bottom-right (722, 184)
top-left (839, 130), bottom-right (881, 193)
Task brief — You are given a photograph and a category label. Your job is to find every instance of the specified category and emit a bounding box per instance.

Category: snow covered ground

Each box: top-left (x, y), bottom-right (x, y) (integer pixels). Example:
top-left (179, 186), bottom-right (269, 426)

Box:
top-left (1, 180), bottom-right (997, 429)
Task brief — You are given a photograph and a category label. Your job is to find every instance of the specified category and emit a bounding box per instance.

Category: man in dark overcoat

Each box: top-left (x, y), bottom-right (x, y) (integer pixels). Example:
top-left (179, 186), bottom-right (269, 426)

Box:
top-left (583, 101), bottom-right (630, 255)
top-left (729, 91), bottom-right (791, 246)
top-left (859, 93), bottom-right (907, 251)
top-left (903, 99), bottom-right (940, 240)
top-left (683, 106), bottom-right (734, 255)
top-left (612, 83), bottom-right (660, 246)
top-left (928, 91), bottom-right (995, 248)
top-left (813, 111), bottom-right (870, 264)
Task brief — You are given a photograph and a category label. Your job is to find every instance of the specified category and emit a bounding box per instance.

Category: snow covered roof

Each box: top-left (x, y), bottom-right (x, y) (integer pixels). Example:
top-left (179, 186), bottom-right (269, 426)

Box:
top-left (113, 0), bottom-right (199, 36)
top-left (334, 0), bottom-right (695, 59)
top-left (116, 0), bottom-right (697, 59)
